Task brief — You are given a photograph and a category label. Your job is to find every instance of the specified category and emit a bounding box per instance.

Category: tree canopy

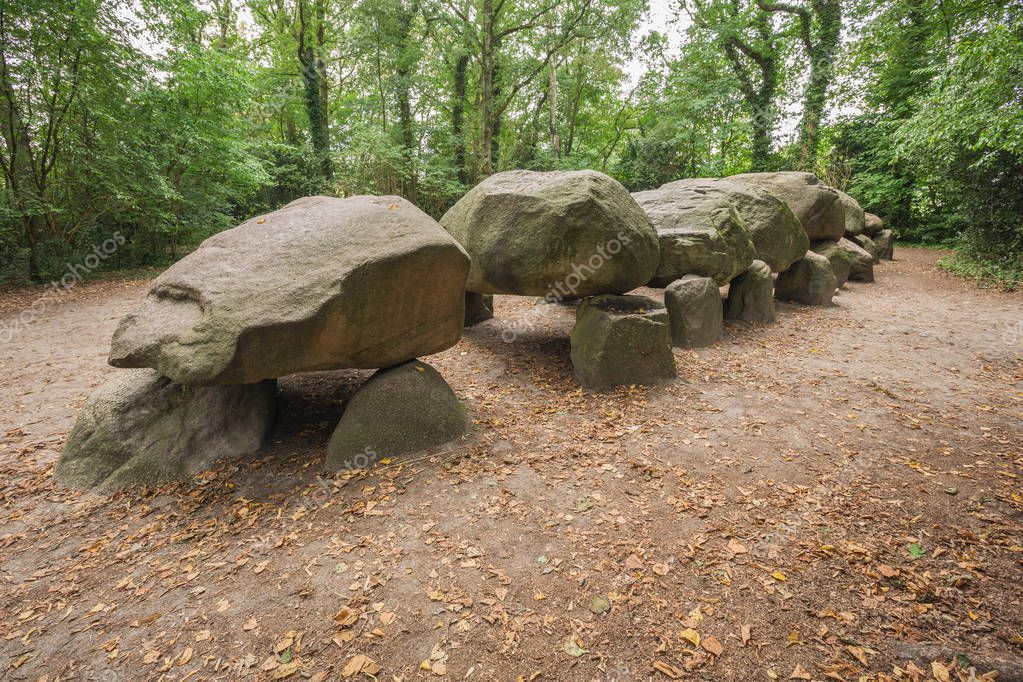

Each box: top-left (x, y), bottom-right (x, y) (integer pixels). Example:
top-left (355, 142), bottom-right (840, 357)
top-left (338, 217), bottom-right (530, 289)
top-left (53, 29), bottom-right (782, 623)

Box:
top-left (1, 0), bottom-right (1020, 284)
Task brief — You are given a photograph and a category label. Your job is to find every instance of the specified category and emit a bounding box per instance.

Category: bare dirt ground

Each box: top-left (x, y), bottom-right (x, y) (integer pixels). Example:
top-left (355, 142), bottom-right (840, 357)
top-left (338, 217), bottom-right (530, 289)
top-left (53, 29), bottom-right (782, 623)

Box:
top-left (0, 248), bottom-right (1021, 682)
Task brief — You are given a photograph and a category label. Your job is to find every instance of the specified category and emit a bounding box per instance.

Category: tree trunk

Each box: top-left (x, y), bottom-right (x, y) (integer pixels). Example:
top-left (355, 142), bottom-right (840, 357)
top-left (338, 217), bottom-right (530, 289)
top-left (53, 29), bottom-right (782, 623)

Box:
top-left (298, 0), bottom-right (332, 180)
top-left (548, 23), bottom-right (559, 164)
top-left (796, 0), bottom-right (841, 169)
top-left (452, 52), bottom-right (469, 184)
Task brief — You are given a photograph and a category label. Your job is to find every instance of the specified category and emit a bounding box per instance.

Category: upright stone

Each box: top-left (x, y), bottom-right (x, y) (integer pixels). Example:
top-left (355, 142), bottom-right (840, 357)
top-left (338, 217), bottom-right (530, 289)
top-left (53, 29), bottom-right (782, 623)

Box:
top-left (631, 188), bottom-right (755, 286)
top-left (440, 170), bottom-right (660, 297)
top-left (464, 292), bottom-right (494, 326)
top-left (811, 240), bottom-right (856, 288)
top-left (570, 295), bottom-right (676, 391)
top-left (659, 178), bottom-right (808, 273)
top-left (724, 260), bottom-right (776, 323)
top-left (836, 189), bottom-right (866, 237)
top-left (664, 276), bottom-right (723, 348)
top-left (775, 252), bottom-right (837, 306)
top-left (873, 229), bottom-right (894, 260)
top-left (727, 171), bottom-right (845, 241)
top-left (863, 212), bottom-right (884, 236)
top-left (56, 369), bottom-right (277, 490)
top-left (838, 237), bottom-right (875, 282)
top-left (850, 233), bottom-right (879, 263)
top-left (326, 361), bottom-right (468, 470)
top-left (109, 196), bottom-right (470, 385)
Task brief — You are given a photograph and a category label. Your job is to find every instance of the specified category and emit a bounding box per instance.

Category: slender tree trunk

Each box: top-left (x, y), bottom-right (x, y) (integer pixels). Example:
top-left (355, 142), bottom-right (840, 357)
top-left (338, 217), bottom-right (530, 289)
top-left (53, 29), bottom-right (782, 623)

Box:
top-left (796, 0), bottom-right (840, 169)
top-left (452, 52), bottom-right (469, 184)
top-left (298, 0), bottom-right (332, 179)
top-left (480, 0), bottom-right (496, 175)
top-left (548, 22), bottom-right (559, 164)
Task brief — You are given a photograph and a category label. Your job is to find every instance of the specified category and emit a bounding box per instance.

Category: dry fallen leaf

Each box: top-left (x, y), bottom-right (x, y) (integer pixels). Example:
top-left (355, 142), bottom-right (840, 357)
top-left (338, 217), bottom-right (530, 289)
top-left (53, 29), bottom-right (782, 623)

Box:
top-left (653, 660), bottom-right (684, 679)
top-left (789, 663), bottom-right (812, 680)
top-left (702, 635), bottom-right (723, 657)
top-left (847, 645), bottom-right (868, 665)
top-left (334, 607), bottom-right (360, 628)
top-left (341, 654), bottom-right (379, 678)
top-left (931, 661), bottom-right (951, 682)
top-left (680, 628), bottom-right (701, 647)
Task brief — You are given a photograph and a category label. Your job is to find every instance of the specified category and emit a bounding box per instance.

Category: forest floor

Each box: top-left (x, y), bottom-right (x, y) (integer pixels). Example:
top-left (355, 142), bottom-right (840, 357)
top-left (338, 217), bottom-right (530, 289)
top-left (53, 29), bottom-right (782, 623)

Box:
top-left (1, 248), bottom-right (1021, 682)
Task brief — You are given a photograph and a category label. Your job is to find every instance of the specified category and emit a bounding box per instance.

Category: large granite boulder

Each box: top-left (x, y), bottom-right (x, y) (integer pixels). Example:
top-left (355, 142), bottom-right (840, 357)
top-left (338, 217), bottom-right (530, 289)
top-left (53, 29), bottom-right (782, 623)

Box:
top-left (660, 178), bottom-right (808, 273)
top-left (873, 229), bottom-right (894, 260)
top-left (56, 369), bottom-right (276, 490)
top-left (811, 240), bottom-right (856, 288)
top-left (850, 233), bottom-right (879, 263)
top-left (836, 189), bottom-right (866, 237)
top-left (775, 252), bottom-right (837, 305)
top-left (570, 295), bottom-right (676, 390)
top-left (326, 360), bottom-right (468, 470)
top-left (632, 188), bottom-right (755, 286)
top-left (663, 276), bottom-right (723, 348)
top-left (863, 212), bottom-right (884, 237)
top-left (728, 172), bottom-right (845, 241)
top-left (838, 237), bottom-right (875, 282)
top-left (440, 170), bottom-right (659, 297)
top-left (464, 292), bottom-right (494, 326)
top-left (109, 196), bottom-right (470, 385)
top-left (724, 260), bottom-right (776, 323)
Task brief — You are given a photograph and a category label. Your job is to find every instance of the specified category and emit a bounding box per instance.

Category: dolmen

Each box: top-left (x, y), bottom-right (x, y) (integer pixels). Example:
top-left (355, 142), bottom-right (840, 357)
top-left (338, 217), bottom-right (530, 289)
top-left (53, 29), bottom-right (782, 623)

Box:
top-left (57, 170), bottom-right (895, 487)
top-left (57, 196), bottom-right (472, 489)
top-left (441, 170), bottom-right (676, 390)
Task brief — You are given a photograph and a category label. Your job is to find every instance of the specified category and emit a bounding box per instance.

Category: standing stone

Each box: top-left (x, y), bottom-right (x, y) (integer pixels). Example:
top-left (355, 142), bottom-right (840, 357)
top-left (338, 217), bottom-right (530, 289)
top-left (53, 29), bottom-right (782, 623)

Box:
top-left (811, 240), bottom-right (856, 288)
top-left (660, 178), bottom-right (808, 273)
top-left (724, 260), bottom-right (776, 323)
top-left (632, 188), bottom-right (756, 285)
top-left (838, 237), bottom-right (875, 282)
top-left (664, 276), bottom-right (724, 348)
top-left (775, 252), bottom-right (838, 306)
top-left (326, 360), bottom-right (468, 470)
top-left (728, 172), bottom-right (845, 241)
top-left (440, 170), bottom-right (660, 296)
top-left (863, 212), bottom-right (884, 236)
top-left (850, 233), bottom-right (879, 263)
top-left (570, 295), bottom-right (676, 391)
top-left (109, 196), bottom-right (470, 385)
top-left (873, 229), bottom-right (894, 260)
top-left (836, 189), bottom-right (866, 237)
top-left (464, 292), bottom-right (494, 326)
top-left (56, 369), bottom-right (277, 490)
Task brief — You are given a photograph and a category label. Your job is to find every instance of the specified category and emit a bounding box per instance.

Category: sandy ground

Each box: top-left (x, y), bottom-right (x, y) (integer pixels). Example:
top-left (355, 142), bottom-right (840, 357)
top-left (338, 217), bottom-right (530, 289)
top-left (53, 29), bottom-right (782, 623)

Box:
top-left (0, 248), bottom-right (1020, 682)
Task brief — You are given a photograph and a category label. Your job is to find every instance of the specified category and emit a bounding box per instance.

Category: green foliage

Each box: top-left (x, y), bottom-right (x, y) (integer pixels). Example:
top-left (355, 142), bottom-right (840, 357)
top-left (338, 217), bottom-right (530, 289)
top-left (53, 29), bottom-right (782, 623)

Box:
top-left (937, 251), bottom-right (1023, 292)
top-left (0, 0), bottom-right (1018, 286)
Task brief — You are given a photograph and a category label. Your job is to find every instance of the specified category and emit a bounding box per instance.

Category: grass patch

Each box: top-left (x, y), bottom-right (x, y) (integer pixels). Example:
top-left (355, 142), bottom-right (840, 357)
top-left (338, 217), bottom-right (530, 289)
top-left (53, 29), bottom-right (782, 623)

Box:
top-left (937, 251), bottom-right (1023, 291)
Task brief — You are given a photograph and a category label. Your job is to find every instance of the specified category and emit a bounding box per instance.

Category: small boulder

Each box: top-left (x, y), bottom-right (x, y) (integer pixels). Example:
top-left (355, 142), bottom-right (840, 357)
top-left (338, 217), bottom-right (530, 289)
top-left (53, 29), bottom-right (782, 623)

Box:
top-left (632, 188), bottom-right (756, 286)
top-left (660, 178), bottom-right (808, 273)
top-left (55, 369), bottom-right (276, 490)
top-left (838, 237), bottom-right (875, 282)
top-left (440, 170), bottom-right (660, 297)
top-left (836, 189), bottom-right (866, 237)
top-left (109, 196), bottom-right (470, 385)
top-left (728, 172), bottom-right (845, 241)
top-left (811, 240), bottom-right (856, 288)
top-left (873, 229), bottom-right (894, 260)
top-left (775, 252), bottom-right (837, 306)
top-left (724, 260), bottom-right (776, 323)
top-left (664, 276), bottom-right (723, 348)
top-left (570, 295), bottom-right (676, 390)
top-left (326, 360), bottom-right (468, 470)
top-left (850, 233), bottom-right (879, 263)
top-left (863, 212), bottom-right (884, 236)
top-left (464, 292), bottom-right (494, 326)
